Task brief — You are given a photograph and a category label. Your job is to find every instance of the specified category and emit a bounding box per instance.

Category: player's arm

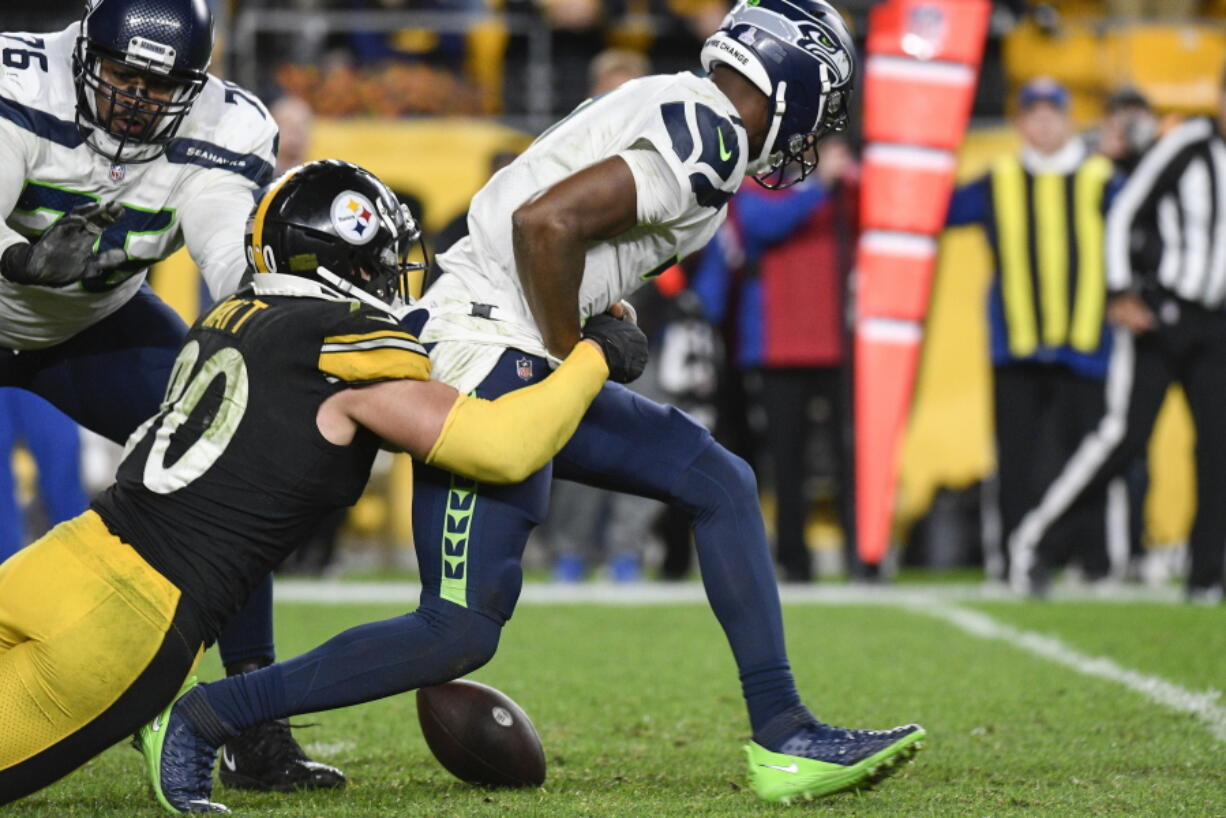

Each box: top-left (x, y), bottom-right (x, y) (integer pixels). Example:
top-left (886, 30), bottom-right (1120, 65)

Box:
top-left (175, 99), bottom-right (278, 298)
top-left (318, 309), bottom-right (645, 482)
top-left (178, 170), bottom-right (269, 298)
top-left (323, 341), bottom-right (609, 484)
top-left (511, 156), bottom-right (639, 361)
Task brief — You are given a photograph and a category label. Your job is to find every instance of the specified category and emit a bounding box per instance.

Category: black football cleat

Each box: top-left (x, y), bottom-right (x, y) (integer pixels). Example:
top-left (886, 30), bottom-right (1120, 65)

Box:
top-left (219, 719), bottom-right (346, 792)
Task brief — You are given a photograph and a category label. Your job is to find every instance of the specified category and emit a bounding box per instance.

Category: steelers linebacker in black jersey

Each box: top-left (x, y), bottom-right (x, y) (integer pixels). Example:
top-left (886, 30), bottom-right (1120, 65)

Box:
top-left (0, 160), bottom-right (646, 809)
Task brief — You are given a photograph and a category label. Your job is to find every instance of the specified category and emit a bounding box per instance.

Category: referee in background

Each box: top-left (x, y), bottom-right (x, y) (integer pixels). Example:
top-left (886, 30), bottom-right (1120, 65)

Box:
top-left (1009, 70), bottom-right (1226, 604)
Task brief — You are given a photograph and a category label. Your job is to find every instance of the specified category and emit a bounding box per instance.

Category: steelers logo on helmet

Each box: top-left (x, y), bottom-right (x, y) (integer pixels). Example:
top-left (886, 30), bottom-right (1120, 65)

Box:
top-left (330, 191), bottom-right (380, 246)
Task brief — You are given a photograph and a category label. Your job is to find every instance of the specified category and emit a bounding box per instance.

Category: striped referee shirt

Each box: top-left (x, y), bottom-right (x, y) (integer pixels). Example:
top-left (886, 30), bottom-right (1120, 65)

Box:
top-left (1106, 117), bottom-right (1226, 308)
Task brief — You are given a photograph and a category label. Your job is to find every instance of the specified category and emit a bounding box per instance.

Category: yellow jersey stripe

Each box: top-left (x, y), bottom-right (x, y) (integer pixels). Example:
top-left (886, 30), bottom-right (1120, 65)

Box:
top-left (1034, 171), bottom-right (1069, 348)
top-left (323, 330), bottom-right (419, 345)
top-left (1071, 157), bottom-right (1112, 351)
top-left (318, 347), bottom-right (431, 383)
top-left (992, 157), bottom-right (1038, 357)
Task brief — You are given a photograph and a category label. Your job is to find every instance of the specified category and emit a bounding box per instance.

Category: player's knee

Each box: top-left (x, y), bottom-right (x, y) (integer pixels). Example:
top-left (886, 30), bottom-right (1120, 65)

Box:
top-left (449, 609), bottom-right (502, 677)
top-left (687, 440), bottom-right (758, 506)
top-left (724, 448), bottom-right (758, 495)
top-left (423, 599), bottom-right (503, 678)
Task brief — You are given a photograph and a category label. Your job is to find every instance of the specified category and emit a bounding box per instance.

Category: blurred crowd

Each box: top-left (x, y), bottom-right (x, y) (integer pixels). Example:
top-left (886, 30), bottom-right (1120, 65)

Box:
top-left (230, 0), bottom-right (730, 118)
top-left (6, 1), bottom-right (1226, 596)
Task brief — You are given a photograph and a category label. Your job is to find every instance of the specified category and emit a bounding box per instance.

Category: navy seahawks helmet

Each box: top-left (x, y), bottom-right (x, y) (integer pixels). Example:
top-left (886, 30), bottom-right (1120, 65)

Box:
top-left (701, 0), bottom-right (856, 189)
top-left (245, 160), bottom-right (427, 310)
top-left (74, 0), bottom-right (213, 163)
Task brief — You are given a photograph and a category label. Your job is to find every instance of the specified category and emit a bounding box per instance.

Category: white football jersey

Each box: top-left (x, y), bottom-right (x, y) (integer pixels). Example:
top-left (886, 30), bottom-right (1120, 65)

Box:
top-left (421, 71), bottom-right (748, 392)
top-left (0, 26), bottom-right (277, 350)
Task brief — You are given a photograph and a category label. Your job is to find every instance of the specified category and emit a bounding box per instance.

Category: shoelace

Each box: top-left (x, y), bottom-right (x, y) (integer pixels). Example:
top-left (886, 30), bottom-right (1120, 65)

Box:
top-left (783, 724), bottom-right (911, 761)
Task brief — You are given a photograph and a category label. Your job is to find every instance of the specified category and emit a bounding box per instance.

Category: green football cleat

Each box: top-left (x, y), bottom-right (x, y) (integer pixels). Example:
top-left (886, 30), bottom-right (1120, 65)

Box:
top-left (745, 722), bottom-right (925, 803)
top-left (136, 677), bottom-right (230, 814)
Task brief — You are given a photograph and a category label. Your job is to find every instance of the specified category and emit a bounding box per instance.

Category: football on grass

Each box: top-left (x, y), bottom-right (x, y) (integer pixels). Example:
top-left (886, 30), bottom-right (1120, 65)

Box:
top-left (416, 679), bottom-right (546, 787)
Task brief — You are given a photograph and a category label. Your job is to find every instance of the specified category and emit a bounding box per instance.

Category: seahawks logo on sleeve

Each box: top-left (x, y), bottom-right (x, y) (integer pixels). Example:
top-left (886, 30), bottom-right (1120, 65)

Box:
top-left (660, 101), bottom-right (742, 210)
top-left (318, 309), bottom-right (431, 384)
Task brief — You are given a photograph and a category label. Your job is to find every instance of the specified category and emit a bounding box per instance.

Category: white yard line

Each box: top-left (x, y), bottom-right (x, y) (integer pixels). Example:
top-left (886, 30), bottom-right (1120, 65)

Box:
top-left (909, 602), bottom-right (1226, 744)
top-left (273, 579), bottom-right (1184, 606)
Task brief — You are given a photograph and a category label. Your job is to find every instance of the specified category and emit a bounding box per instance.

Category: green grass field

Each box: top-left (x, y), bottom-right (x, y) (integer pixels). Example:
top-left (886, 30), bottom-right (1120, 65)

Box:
top-left (8, 586), bottom-right (1225, 816)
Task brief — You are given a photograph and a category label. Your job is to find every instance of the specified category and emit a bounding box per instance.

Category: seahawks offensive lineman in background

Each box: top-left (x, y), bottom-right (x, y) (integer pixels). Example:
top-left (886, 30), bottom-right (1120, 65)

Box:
top-left (151, 0), bottom-right (926, 806)
top-left (0, 0), bottom-right (344, 791)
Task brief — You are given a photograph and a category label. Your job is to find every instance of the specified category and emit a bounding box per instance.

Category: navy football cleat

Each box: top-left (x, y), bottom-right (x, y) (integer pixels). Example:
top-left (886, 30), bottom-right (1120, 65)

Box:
top-left (746, 721), bottom-right (925, 803)
top-left (137, 679), bottom-right (229, 814)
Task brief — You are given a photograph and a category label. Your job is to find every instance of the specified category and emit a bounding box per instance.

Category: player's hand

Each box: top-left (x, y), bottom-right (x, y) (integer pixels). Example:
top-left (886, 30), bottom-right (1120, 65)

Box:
top-left (2, 202), bottom-right (126, 287)
top-left (1107, 292), bottom-right (1156, 334)
top-left (581, 312), bottom-right (649, 383)
top-left (607, 299), bottom-right (638, 325)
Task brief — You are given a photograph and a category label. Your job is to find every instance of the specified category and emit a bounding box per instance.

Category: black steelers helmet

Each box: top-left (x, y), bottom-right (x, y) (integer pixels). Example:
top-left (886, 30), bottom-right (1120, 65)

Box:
top-left (246, 160), bottom-right (426, 309)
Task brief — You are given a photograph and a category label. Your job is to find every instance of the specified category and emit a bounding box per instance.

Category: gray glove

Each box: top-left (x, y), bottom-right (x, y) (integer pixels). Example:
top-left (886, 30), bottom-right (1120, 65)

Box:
top-left (1, 201), bottom-right (127, 287)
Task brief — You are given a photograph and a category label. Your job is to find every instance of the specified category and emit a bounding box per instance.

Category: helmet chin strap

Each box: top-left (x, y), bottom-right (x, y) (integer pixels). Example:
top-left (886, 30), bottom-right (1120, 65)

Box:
top-left (316, 266), bottom-right (399, 315)
top-left (751, 82), bottom-right (788, 172)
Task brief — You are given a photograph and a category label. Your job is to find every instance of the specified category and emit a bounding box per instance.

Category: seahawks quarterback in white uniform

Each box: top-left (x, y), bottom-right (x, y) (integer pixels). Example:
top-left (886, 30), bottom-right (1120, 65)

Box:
top-left (416, 0), bottom-right (926, 803)
top-left (421, 69), bottom-right (750, 389)
top-left (161, 0), bottom-right (928, 808)
top-left (0, 0), bottom-right (345, 793)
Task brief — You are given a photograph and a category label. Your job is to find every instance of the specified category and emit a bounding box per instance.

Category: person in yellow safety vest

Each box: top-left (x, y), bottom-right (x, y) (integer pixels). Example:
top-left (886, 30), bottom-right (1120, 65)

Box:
top-left (944, 77), bottom-right (1130, 593)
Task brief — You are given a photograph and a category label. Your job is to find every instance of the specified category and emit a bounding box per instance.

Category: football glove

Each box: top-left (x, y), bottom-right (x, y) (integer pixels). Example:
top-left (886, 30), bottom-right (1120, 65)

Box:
top-left (1, 201), bottom-right (127, 287)
top-left (581, 311), bottom-right (649, 384)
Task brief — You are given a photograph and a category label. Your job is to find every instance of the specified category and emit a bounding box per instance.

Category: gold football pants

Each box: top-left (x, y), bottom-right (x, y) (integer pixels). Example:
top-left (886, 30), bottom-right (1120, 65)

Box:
top-left (0, 510), bottom-right (205, 805)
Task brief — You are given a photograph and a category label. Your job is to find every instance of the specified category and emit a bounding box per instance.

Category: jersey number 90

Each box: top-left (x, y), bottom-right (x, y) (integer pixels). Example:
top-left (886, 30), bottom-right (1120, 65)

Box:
top-left (125, 341), bottom-right (250, 494)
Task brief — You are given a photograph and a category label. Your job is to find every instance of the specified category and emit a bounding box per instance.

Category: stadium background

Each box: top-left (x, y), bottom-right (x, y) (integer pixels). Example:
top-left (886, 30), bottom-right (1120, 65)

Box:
top-left (8, 0), bottom-right (1226, 571)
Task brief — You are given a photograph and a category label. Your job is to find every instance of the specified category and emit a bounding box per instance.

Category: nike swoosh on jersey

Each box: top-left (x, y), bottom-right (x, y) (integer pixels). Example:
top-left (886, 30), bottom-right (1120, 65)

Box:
top-left (759, 762), bottom-right (799, 773)
top-left (717, 128), bottom-right (733, 162)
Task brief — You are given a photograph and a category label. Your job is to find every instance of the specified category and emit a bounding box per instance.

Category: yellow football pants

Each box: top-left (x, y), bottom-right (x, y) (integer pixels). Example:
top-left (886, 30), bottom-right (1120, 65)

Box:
top-left (0, 510), bottom-right (204, 805)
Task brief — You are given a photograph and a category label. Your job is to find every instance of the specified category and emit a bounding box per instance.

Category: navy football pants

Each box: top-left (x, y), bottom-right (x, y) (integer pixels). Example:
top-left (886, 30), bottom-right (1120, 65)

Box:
top-left (412, 350), bottom-right (800, 732)
top-left (0, 285), bottom-right (275, 666)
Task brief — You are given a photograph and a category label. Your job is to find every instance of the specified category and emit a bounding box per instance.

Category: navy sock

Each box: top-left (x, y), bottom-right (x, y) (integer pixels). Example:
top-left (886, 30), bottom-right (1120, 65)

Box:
top-left (202, 598), bottom-right (500, 729)
top-left (752, 704), bottom-right (819, 750)
top-left (178, 687), bottom-right (240, 747)
top-left (679, 442), bottom-right (803, 734)
top-left (200, 662), bottom-right (286, 734)
top-left (215, 573), bottom-right (275, 669)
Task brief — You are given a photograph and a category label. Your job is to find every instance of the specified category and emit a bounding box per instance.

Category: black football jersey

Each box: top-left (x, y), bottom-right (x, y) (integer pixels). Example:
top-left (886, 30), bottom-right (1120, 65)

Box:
top-left (92, 291), bottom-right (430, 634)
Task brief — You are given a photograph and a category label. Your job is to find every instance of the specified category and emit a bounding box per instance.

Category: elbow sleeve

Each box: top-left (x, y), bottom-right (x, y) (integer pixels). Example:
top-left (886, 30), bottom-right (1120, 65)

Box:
top-left (425, 342), bottom-right (608, 483)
